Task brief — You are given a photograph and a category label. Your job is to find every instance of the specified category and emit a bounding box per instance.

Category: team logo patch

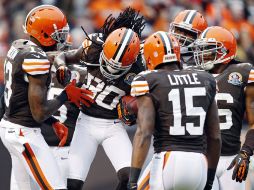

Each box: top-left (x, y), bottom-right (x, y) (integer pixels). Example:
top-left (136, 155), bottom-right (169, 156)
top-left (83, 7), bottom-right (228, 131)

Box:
top-left (124, 73), bottom-right (136, 85)
top-left (228, 72), bottom-right (243, 86)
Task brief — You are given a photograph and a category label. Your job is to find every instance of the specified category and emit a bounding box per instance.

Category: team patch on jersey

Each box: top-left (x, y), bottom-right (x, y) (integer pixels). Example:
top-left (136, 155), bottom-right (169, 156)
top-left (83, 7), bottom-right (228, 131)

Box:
top-left (131, 80), bottom-right (149, 96)
top-left (124, 73), bottom-right (136, 85)
top-left (227, 72), bottom-right (243, 86)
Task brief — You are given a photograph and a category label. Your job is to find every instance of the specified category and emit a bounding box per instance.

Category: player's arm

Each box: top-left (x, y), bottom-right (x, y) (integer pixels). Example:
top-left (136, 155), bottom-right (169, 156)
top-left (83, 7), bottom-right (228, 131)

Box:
top-left (128, 95), bottom-right (155, 189)
top-left (227, 77), bottom-right (254, 182)
top-left (54, 47), bottom-right (83, 68)
top-left (54, 47), bottom-right (83, 86)
top-left (204, 99), bottom-right (221, 190)
top-left (28, 74), bottom-right (68, 122)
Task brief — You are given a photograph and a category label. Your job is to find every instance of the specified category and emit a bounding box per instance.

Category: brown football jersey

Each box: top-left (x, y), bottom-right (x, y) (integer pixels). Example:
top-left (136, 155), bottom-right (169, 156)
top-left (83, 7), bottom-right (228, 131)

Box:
top-left (131, 69), bottom-right (216, 154)
top-left (3, 39), bottom-right (51, 128)
top-left (213, 60), bottom-right (254, 155)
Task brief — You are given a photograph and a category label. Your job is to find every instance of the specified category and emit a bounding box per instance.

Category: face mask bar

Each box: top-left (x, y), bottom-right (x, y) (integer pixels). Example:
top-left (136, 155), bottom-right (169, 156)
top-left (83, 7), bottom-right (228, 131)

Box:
top-left (169, 23), bottom-right (199, 47)
top-left (193, 39), bottom-right (227, 70)
top-left (99, 51), bottom-right (133, 80)
top-left (51, 24), bottom-right (69, 51)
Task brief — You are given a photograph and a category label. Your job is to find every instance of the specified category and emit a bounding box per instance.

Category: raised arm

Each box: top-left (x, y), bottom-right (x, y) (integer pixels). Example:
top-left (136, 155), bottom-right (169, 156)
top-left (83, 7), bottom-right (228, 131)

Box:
top-left (54, 46), bottom-right (83, 68)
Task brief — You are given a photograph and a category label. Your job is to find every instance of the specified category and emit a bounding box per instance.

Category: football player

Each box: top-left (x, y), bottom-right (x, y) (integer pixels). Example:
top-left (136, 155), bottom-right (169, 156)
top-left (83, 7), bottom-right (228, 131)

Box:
top-left (193, 26), bottom-right (254, 190)
top-left (0, 5), bottom-right (93, 190)
top-left (118, 9), bottom-right (209, 126)
top-left (128, 31), bottom-right (221, 190)
top-left (54, 8), bottom-right (146, 190)
top-left (169, 9), bottom-right (208, 66)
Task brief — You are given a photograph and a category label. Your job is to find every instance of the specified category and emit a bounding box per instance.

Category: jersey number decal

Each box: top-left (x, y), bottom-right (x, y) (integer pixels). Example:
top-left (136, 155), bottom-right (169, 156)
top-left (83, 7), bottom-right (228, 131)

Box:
top-left (168, 87), bottom-right (206, 135)
top-left (4, 60), bottom-right (13, 107)
top-left (85, 73), bottom-right (125, 110)
top-left (48, 87), bottom-right (68, 123)
top-left (215, 93), bottom-right (233, 130)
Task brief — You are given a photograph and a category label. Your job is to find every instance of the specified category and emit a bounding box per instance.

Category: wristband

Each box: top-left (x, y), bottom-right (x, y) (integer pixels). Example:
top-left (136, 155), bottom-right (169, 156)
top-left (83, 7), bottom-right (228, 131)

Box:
top-left (129, 167), bottom-right (141, 183)
top-left (57, 90), bottom-right (68, 104)
top-left (44, 116), bottom-right (59, 126)
top-left (207, 168), bottom-right (216, 186)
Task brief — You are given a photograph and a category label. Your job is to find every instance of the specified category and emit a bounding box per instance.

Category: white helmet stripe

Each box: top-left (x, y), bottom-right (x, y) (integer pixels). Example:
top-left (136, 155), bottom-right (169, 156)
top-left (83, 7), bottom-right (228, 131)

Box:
top-left (160, 32), bottom-right (172, 54)
top-left (114, 29), bottom-right (133, 62)
top-left (200, 28), bottom-right (210, 39)
top-left (185, 10), bottom-right (197, 24)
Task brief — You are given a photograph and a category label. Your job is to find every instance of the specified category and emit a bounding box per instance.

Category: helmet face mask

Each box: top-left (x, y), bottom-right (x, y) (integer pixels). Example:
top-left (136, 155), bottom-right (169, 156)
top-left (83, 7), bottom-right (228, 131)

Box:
top-left (51, 24), bottom-right (70, 51)
top-left (193, 26), bottom-right (237, 71)
top-left (169, 10), bottom-right (208, 48)
top-left (193, 39), bottom-right (228, 70)
top-left (99, 51), bottom-right (133, 80)
top-left (170, 23), bottom-right (199, 47)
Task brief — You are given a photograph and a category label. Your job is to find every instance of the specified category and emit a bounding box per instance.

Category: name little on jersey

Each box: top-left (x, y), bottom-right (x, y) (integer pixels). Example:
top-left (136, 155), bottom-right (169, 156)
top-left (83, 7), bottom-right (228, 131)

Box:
top-left (168, 73), bottom-right (200, 85)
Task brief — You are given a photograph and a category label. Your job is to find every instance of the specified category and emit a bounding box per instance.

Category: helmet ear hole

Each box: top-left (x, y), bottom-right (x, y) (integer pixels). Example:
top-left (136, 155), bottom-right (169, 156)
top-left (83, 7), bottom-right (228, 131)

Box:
top-left (44, 33), bottom-right (49, 38)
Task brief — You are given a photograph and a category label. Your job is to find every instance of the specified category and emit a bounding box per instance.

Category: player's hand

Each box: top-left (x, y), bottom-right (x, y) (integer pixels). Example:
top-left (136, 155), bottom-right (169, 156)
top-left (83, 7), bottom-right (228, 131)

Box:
top-left (117, 98), bottom-right (136, 126)
top-left (127, 182), bottom-right (137, 190)
top-left (227, 150), bottom-right (250, 182)
top-left (56, 66), bottom-right (72, 86)
top-left (64, 79), bottom-right (94, 108)
top-left (52, 121), bottom-right (68, 147)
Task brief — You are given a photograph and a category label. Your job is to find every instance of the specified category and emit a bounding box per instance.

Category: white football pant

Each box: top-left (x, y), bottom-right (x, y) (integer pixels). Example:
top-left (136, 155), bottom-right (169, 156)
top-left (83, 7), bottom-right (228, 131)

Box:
top-left (0, 119), bottom-right (66, 190)
top-left (138, 151), bottom-right (207, 190)
top-left (68, 113), bottom-right (132, 181)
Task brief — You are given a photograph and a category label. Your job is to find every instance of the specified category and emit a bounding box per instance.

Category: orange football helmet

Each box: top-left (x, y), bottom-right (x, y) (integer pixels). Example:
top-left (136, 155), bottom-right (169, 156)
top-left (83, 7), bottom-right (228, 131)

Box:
top-left (143, 31), bottom-right (180, 70)
top-left (193, 26), bottom-right (237, 70)
top-left (24, 5), bottom-right (69, 50)
top-left (100, 27), bottom-right (140, 80)
top-left (169, 10), bottom-right (207, 47)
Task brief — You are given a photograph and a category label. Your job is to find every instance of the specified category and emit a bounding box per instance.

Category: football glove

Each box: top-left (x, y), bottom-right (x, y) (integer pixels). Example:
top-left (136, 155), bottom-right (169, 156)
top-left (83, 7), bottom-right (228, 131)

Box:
top-left (64, 79), bottom-right (94, 108)
top-left (117, 97), bottom-right (136, 126)
top-left (227, 150), bottom-right (250, 182)
top-left (52, 121), bottom-right (68, 147)
top-left (56, 66), bottom-right (72, 86)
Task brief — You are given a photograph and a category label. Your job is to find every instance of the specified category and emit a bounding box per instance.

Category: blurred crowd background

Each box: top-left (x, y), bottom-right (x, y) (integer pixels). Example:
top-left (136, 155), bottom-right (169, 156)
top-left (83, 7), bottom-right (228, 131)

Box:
top-left (0, 0), bottom-right (253, 91)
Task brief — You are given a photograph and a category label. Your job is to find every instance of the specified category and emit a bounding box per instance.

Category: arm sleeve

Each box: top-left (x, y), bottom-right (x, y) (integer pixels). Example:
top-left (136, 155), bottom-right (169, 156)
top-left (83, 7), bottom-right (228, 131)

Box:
top-left (22, 51), bottom-right (50, 76)
top-left (131, 73), bottom-right (150, 97)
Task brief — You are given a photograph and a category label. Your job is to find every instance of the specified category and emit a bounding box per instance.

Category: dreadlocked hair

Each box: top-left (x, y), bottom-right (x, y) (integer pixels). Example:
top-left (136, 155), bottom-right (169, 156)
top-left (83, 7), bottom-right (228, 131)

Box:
top-left (79, 7), bottom-right (145, 65)
top-left (101, 7), bottom-right (146, 41)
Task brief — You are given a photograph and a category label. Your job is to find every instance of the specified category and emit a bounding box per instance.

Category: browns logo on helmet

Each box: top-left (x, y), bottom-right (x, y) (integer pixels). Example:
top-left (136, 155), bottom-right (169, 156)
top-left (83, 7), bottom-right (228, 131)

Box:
top-left (99, 27), bottom-right (140, 80)
top-left (169, 10), bottom-right (208, 47)
top-left (143, 31), bottom-right (181, 70)
top-left (193, 26), bottom-right (237, 70)
top-left (24, 5), bottom-right (69, 50)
